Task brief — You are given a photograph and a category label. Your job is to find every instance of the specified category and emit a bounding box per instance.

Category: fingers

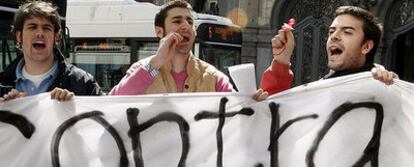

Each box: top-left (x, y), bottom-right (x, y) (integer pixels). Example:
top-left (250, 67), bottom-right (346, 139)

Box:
top-left (153, 32), bottom-right (184, 69)
top-left (252, 89), bottom-right (269, 101)
top-left (271, 26), bottom-right (295, 65)
top-left (257, 91), bottom-right (269, 101)
top-left (272, 24), bottom-right (295, 52)
top-left (4, 89), bottom-right (18, 100)
top-left (2, 89), bottom-right (24, 101)
top-left (272, 29), bottom-right (287, 49)
top-left (50, 88), bottom-right (74, 101)
top-left (1, 88), bottom-right (75, 102)
top-left (285, 28), bottom-right (295, 49)
top-left (277, 29), bottom-right (287, 46)
top-left (165, 32), bottom-right (183, 48)
top-left (371, 68), bottom-right (399, 85)
top-left (158, 32), bottom-right (183, 52)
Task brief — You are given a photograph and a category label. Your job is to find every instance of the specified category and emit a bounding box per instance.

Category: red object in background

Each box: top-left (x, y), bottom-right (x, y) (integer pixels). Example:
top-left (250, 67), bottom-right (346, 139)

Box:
top-left (288, 18), bottom-right (296, 27)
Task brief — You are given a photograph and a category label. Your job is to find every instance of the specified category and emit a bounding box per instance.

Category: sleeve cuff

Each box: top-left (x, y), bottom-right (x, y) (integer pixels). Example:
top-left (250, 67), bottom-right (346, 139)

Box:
top-left (144, 62), bottom-right (159, 78)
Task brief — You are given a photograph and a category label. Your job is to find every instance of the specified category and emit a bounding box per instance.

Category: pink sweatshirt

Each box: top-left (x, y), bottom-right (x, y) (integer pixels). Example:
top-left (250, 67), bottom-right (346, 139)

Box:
top-left (109, 63), bottom-right (233, 95)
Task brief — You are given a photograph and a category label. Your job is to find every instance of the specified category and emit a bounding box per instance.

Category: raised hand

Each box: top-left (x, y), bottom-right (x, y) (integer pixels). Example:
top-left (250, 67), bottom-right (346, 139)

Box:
top-left (150, 32), bottom-right (184, 69)
top-left (271, 19), bottom-right (296, 65)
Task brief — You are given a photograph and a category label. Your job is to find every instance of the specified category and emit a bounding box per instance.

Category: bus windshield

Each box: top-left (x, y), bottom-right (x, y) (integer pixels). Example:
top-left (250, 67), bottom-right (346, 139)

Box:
top-left (199, 44), bottom-right (241, 73)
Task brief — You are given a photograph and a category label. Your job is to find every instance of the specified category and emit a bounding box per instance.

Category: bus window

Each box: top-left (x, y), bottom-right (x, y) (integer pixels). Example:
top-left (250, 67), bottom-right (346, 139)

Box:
top-left (69, 38), bottom-right (131, 92)
top-left (0, 12), bottom-right (18, 72)
top-left (0, 38), bottom-right (17, 72)
top-left (196, 22), bottom-right (242, 71)
top-left (136, 42), bottom-right (158, 60)
top-left (70, 39), bottom-right (160, 93)
top-left (200, 44), bottom-right (241, 73)
top-left (197, 23), bottom-right (242, 45)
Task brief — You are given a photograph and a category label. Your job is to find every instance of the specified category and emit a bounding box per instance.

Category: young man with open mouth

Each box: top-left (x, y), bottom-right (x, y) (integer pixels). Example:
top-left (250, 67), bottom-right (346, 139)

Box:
top-left (260, 6), bottom-right (398, 95)
top-left (0, 1), bottom-right (102, 101)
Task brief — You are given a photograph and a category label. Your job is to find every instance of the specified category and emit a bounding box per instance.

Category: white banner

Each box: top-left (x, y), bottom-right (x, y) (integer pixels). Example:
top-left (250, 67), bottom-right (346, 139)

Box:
top-left (1, 72), bottom-right (413, 167)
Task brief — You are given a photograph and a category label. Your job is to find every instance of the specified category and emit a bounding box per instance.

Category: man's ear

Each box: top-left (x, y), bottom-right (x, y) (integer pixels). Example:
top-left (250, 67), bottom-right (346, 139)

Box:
top-left (15, 31), bottom-right (22, 43)
top-left (54, 30), bottom-right (61, 43)
top-left (362, 40), bottom-right (374, 55)
top-left (155, 26), bottom-right (164, 39)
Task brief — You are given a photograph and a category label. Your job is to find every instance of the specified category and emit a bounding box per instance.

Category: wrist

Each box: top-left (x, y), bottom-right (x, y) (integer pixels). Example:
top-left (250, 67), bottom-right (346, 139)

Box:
top-left (150, 57), bottom-right (161, 69)
top-left (273, 57), bottom-right (291, 66)
top-left (144, 62), bottom-right (158, 78)
top-left (272, 45), bottom-right (286, 56)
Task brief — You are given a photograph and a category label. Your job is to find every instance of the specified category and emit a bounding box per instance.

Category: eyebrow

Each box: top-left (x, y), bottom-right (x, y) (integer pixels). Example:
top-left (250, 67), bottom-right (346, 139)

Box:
top-left (25, 22), bottom-right (53, 28)
top-left (170, 15), bottom-right (193, 20)
top-left (329, 26), bottom-right (356, 31)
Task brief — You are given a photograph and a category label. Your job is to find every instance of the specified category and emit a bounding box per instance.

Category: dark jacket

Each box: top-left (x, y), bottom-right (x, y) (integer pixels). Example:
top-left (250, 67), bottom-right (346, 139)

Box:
top-left (0, 49), bottom-right (103, 96)
top-left (323, 63), bottom-right (375, 79)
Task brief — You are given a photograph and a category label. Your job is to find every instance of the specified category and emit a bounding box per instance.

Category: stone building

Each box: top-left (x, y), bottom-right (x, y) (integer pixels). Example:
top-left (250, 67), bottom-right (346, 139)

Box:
top-left (221, 0), bottom-right (413, 85)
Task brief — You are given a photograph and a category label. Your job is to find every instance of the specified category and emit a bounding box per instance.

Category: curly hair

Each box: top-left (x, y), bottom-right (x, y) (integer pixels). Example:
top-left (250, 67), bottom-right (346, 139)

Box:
top-left (11, 0), bottom-right (61, 35)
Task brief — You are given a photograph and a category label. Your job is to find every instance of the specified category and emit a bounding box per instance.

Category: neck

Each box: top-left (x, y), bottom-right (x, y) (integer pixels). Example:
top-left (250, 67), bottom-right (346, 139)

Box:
top-left (326, 63), bottom-right (374, 79)
top-left (170, 52), bottom-right (191, 73)
top-left (24, 55), bottom-right (55, 75)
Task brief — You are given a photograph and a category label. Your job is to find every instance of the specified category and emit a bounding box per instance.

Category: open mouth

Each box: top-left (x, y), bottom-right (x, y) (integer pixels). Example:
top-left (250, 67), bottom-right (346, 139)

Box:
top-left (182, 36), bottom-right (190, 43)
top-left (329, 46), bottom-right (343, 56)
top-left (33, 42), bottom-right (46, 49)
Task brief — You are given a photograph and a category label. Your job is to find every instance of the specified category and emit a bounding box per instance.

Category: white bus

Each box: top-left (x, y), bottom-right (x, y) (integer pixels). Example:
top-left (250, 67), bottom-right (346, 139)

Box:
top-left (66, 0), bottom-right (242, 92)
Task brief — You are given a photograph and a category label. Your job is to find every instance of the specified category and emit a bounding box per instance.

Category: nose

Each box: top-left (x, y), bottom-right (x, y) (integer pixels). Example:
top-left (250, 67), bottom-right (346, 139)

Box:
top-left (35, 29), bottom-right (45, 38)
top-left (330, 32), bottom-right (340, 42)
top-left (180, 21), bottom-right (193, 30)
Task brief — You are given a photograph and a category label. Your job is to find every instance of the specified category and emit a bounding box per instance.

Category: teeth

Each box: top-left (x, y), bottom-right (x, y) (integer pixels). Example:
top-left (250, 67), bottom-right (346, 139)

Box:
top-left (330, 46), bottom-right (338, 50)
top-left (329, 45), bottom-right (342, 55)
top-left (33, 40), bottom-right (45, 44)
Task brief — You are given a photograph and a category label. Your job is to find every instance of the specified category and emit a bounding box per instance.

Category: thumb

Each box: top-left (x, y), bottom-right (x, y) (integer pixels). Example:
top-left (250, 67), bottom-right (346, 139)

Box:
top-left (284, 29), bottom-right (295, 52)
top-left (281, 24), bottom-right (295, 49)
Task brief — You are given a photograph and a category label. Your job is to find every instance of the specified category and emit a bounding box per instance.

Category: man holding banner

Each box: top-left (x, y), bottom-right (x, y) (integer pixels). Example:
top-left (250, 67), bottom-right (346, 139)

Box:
top-left (0, 1), bottom-right (102, 102)
top-left (260, 6), bottom-right (399, 95)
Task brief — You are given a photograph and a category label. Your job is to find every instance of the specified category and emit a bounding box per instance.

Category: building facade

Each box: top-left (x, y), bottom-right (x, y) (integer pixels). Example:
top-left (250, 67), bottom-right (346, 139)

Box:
top-left (148, 0), bottom-right (413, 84)
top-left (227, 0), bottom-right (414, 85)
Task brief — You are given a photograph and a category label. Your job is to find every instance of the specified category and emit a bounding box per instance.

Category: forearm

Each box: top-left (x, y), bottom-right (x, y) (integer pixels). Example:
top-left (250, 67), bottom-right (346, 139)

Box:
top-left (260, 60), bottom-right (293, 95)
top-left (109, 63), bottom-right (154, 95)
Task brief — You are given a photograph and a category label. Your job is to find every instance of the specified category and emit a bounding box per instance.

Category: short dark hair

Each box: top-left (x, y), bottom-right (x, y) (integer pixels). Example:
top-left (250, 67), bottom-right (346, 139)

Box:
top-left (12, 1), bottom-right (61, 35)
top-left (335, 6), bottom-right (383, 64)
top-left (154, 0), bottom-right (193, 29)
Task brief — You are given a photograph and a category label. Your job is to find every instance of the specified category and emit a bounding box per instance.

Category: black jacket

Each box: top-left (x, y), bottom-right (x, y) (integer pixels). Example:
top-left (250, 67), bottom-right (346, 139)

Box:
top-left (0, 49), bottom-right (103, 96)
top-left (323, 63), bottom-right (375, 79)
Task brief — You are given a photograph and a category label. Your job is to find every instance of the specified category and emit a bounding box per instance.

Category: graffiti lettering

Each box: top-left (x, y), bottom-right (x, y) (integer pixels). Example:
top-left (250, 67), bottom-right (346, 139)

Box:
top-left (0, 110), bottom-right (35, 138)
top-left (127, 108), bottom-right (190, 167)
top-left (306, 102), bottom-right (383, 167)
top-left (51, 111), bottom-right (128, 167)
top-left (194, 97), bottom-right (255, 167)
